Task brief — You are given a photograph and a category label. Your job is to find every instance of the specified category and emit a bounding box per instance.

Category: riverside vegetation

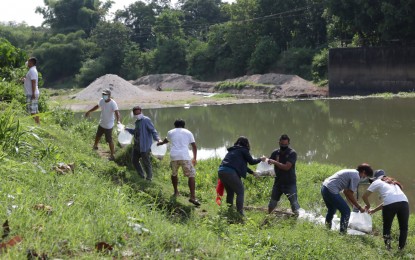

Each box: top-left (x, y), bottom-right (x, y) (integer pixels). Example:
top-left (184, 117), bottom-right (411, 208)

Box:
top-left (1, 83), bottom-right (414, 258)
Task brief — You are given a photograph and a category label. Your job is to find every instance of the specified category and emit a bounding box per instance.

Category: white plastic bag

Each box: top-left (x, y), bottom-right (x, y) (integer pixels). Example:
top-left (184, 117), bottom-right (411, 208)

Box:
top-left (151, 142), bottom-right (167, 160)
top-left (255, 161), bottom-right (275, 177)
top-left (116, 122), bottom-right (125, 132)
top-left (348, 212), bottom-right (372, 233)
top-left (118, 130), bottom-right (133, 147)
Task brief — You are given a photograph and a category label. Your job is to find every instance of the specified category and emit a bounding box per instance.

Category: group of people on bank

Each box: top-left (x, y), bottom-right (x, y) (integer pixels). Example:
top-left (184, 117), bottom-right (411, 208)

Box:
top-left (85, 89), bottom-right (409, 251)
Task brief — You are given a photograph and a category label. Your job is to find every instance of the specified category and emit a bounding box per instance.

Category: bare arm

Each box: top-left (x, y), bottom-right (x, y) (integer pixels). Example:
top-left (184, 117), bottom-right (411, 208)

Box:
top-left (157, 137), bottom-right (169, 146)
top-left (85, 105), bottom-right (99, 117)
top-left (31, 79), bottom-right (36, 99)
top-left (191, 142), bottom-right (197, 166)
top-left (362, 190), bottom-right (372, 211)
top-left (268, 159), bottom-right (292, 171)
top-left (369, 203), bottom-right (383, 214)
top-left (343, 189), bottom-right (364, 212)
top-left (362, 190), bottom-right (383, 214)
top-left (115, 110), bottom-right (121, 123)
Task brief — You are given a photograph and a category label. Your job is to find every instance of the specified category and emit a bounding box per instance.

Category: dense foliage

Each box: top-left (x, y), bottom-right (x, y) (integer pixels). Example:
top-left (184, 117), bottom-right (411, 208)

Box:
top-left (1, 0), bottom-right (415, 87)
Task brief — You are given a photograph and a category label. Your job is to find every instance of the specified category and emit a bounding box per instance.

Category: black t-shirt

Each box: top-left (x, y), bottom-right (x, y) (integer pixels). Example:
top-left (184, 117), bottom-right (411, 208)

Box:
top-left (269, 147), bottom-right (297, 185)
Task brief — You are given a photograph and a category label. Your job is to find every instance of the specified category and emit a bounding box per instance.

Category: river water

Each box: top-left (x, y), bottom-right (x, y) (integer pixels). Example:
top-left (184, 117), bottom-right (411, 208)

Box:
top-left (86, 97), bottom-right (415, 211)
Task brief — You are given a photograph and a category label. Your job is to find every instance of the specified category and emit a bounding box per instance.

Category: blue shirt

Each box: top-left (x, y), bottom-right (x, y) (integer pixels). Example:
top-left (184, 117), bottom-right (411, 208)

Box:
top-left (126, 116), bottom-right (160, 152)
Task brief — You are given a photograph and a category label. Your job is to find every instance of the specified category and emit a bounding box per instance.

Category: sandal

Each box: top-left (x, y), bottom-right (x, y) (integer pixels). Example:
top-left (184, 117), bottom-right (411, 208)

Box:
top-left (189, 199), bottom-right (201, 206)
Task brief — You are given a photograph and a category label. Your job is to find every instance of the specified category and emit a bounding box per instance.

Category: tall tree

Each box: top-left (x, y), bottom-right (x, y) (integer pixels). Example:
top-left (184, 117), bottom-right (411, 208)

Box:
top-left (114, 1), bottom-right (160, 49)
top-left (153, 10), bottom-right (187, 74)
top-left (33, 30), bottom-right (92, 83)
top-left (36, 0), bottom-right (112, 35)
top-left (178, 0), bottom-right (228, 38)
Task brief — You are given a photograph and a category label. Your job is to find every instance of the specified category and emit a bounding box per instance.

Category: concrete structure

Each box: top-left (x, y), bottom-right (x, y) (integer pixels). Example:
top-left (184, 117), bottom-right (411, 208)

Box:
top-left (329, 47), bottom-right (415, 96)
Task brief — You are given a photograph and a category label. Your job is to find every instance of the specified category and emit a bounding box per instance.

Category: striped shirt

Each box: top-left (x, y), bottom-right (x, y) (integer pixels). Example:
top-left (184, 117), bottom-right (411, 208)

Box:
top-left (323, 169), bottom-right (360, 194)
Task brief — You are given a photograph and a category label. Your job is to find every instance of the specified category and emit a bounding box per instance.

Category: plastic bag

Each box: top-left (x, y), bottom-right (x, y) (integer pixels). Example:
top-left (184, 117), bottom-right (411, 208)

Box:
top-left (348, 212), bottom-right (372, 233)
top-left (255, 161), bottom-right (275, 177)
top-left (116, 123), bottom-right (125, 132)
top-left (151, 142), bottom-right (167, 160)
top-left (118, 130), bottom-right (133, 147)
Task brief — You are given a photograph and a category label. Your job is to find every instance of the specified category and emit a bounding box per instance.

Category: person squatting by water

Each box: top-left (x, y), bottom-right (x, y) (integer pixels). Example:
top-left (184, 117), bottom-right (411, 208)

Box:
top-left (321, 163), bottom-right (373, 233)
top-left (158, 119), bottom-right (201, 206)
top-left (267, 134), bottom-right (300, 215)
top-left (85, 89), bottom-right (120, 161)
top-left (217, 136), bottom-right (266, 216)
top-left (362, 170), bottom-right (409, 250)
top-left (126, 106), bottom-right (162, 181)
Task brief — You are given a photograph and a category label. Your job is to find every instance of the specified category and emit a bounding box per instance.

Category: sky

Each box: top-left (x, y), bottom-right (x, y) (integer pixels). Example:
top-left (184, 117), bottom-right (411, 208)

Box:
top-left (0, 0), bottom-right (234, 27)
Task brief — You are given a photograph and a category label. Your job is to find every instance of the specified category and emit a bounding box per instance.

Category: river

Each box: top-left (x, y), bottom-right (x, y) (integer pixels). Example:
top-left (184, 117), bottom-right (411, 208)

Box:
top-left (85, 97), bottom-right (415, 211)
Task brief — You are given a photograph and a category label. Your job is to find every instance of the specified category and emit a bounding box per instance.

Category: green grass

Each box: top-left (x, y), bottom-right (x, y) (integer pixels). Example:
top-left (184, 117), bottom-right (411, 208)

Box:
top-left (211, 93), bottom-right (236, 99)
top-left (215, 81), bottom-right (272, 90)
top-left (1, 102), bottom-right (414, 259)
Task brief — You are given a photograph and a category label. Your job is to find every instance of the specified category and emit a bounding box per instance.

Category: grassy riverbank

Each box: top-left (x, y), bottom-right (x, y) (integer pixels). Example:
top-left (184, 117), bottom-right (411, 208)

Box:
top-left (1, 103), bottom-right (414, 259)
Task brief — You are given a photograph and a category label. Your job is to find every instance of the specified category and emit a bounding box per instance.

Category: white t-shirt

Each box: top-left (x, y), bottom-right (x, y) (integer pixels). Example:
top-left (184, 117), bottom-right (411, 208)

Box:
top-left (98, 99), bottom-right (118, 129)
top-left (167, 128), bottom-right (195, 161)
top-left (24, 66), bottom-right (39, 97)
top-left (367, 179), bottom-right (408, 206)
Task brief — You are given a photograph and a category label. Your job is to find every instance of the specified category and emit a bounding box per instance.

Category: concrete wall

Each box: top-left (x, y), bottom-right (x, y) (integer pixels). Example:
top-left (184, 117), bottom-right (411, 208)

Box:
top-left (329, 47), bottom-right (415, 96)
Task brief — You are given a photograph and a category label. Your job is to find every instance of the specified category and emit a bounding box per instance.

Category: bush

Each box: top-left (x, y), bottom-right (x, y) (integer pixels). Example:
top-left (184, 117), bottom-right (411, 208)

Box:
top-left (248, 36), bottom-right (279, 74)
top-left (276, 48), bottom-right (316, 80)
top-left (0, 81), bottom-right (49, 112)
top-left (75, 58), bottom-right (106, 87)
top-left (311, 48), bottom-right (329, 84)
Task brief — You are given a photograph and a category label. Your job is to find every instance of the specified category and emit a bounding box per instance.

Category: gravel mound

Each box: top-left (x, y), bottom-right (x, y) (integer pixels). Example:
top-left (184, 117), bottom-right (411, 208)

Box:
top-left (131, 73), bottom-right (214, 91)
top-left (73, 74), bottom-right (149, 101)
top-left (227, 73), bottom-right (298, 85)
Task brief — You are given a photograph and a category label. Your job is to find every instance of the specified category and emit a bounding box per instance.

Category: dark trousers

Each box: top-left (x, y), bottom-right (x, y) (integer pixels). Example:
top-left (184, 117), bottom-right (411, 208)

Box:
top-left (321, 185), bottom-right (351, 232)
top-left (218, 170), bottom-right (244, 214)
top-left (382, 201), bottom-right (409, 249)
top-left (132, 148), bottom-right (152, 180)
top-left (269, 181), bottom-right (300, 212)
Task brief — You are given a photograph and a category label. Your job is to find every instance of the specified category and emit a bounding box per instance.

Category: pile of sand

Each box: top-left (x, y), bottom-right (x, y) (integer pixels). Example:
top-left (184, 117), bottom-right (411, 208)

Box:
top-left (131, 73), bottom-right (214, 91)
top-left (72, 74), bottom-right (150, 101)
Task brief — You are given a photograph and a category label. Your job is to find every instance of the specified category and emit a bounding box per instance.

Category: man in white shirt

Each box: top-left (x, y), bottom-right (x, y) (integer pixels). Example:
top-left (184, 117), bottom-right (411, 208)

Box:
top-left (23, 57), bottom-right (40, 124)
top-left (158, 119), bottom-right (200, 206)
top-left (85, 89), bottom-right (121, 160)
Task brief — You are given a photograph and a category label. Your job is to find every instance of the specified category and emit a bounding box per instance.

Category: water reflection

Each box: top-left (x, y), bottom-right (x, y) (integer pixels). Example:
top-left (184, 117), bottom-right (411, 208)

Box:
top-left (86, 98), bottom-right (415, 211)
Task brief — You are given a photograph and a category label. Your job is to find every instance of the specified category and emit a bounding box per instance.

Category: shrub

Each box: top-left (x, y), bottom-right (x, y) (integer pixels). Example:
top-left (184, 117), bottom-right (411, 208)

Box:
top-left (276, 48), bottom-right (316, 80)
top-left (311, 48), bottom-right (329, 84)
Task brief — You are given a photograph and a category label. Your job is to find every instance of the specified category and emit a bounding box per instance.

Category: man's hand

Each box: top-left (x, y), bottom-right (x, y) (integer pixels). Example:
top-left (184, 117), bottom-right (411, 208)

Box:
top-left (85, 111), bottom-right (90, 118)
top-left (192, 158), bottom-right (197, 166)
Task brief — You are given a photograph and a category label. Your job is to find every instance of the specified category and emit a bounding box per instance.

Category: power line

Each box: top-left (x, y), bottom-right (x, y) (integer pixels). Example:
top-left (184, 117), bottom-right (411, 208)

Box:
top-left (124, 4), bottom-right (323, 39)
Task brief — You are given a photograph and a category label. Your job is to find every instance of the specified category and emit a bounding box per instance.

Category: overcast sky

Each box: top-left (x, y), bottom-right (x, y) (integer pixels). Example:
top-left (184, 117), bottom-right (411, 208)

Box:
top-left (0, 0), bottom-right (234, 27)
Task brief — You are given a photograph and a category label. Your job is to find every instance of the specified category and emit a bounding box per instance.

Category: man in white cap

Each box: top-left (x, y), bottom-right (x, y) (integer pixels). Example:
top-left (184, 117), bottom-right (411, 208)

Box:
top-left (85, 89), bottom-right (120, 160)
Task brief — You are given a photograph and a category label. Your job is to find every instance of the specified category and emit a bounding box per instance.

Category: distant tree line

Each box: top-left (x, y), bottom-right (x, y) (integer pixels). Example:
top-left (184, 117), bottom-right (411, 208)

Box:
top-left (1, 0), bottom-right (415, 88)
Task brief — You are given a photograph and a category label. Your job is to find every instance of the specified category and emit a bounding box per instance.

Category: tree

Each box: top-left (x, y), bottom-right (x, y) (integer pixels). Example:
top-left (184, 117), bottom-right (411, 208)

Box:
top-left (248, 36), bottom-right (279, 74)
top-left (0, 38), bottom-right (27, 81)
top-left (114, 1), bottom-right (159, 49)
top-left (32, 30), bottom-right (91, 84)
top-left (152, 10), bottom-right (188, 74)
top-left (90, 21), bottom-right (131, 74)
top-left (179, 0), bottom-right (228, 39)
top-left (186, 40), bottom-right (214, 79)
top-left (36, 0), bottom-right (112, 35)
